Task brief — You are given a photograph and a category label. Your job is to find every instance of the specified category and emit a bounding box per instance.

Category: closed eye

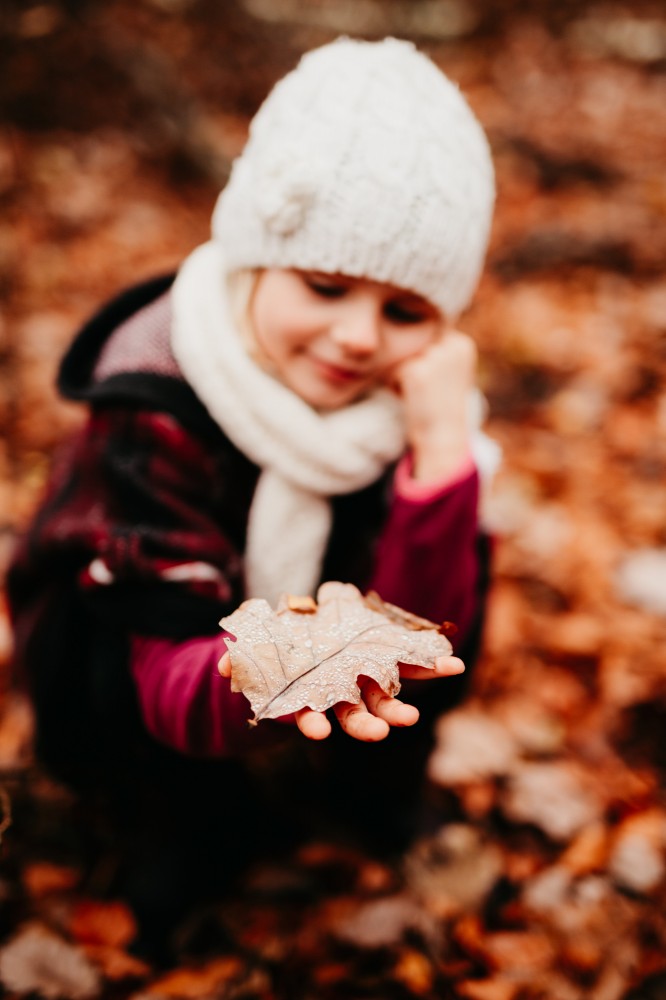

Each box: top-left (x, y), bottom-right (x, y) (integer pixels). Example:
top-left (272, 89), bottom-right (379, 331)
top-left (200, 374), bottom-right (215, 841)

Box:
top-left (302, 272), bottom-right (348, 299)
top-left (383, 300), bottom-right (432, 324)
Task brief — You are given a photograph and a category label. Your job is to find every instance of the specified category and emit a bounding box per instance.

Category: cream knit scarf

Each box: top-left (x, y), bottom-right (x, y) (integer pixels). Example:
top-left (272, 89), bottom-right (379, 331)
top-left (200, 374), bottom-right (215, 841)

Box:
top-left (171, 241), bottom-right (407, 606)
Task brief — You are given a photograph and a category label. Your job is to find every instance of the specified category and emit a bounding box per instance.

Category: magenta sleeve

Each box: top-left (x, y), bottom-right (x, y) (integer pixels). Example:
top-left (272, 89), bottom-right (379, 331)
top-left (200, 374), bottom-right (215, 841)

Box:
top-left (129, 633), bottom-right (296, 757)
top-left (368, 467), bottom-right (481, 649)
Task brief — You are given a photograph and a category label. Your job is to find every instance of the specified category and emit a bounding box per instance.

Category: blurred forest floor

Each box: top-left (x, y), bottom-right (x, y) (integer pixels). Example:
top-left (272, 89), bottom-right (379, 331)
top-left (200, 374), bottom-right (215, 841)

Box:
top-left (1, 1), bottom-right (666, 997)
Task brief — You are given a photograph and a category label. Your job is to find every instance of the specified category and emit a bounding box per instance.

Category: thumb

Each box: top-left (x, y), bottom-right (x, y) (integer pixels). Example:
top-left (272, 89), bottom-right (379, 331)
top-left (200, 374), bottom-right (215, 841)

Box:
top-left (217, 651), bottom-right (232, 677)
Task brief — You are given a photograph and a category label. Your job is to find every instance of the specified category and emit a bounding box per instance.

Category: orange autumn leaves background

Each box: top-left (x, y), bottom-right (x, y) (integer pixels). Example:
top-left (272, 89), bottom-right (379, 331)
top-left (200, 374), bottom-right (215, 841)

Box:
top-left (1, 1), bottom-right (666, 997)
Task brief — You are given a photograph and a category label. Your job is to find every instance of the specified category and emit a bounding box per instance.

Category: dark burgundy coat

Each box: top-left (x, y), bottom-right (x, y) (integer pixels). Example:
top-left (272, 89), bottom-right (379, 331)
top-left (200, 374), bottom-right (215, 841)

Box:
top-left (7, 276), bottom-right (490, 856)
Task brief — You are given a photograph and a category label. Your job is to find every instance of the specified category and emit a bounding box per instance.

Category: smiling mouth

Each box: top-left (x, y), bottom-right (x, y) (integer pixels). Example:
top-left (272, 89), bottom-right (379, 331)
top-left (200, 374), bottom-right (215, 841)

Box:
top-left (310, 356), bottom-right (371, 384)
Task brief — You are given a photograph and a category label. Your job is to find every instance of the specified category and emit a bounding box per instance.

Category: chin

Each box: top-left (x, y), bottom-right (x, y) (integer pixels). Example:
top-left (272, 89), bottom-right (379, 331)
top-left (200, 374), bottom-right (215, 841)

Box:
top-left (312, 386), bottom-right (370, 411)
top-left (288, 369), bottom-right (375, 410)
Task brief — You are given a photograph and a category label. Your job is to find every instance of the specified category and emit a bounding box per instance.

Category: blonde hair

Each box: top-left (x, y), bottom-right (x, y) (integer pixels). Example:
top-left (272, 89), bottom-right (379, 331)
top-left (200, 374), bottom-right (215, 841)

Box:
top-left (226, 268), bottom-right (260, 347)
top-left (226, 267), bottom-right (287, 381)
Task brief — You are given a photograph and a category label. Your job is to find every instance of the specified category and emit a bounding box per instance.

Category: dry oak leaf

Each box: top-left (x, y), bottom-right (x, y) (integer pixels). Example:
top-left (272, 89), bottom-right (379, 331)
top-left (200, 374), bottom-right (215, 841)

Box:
top-left (219, 582), bottom-right (453, 722)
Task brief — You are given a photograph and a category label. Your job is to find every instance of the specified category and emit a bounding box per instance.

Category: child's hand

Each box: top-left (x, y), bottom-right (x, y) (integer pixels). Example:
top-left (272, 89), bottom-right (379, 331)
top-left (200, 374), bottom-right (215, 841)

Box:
top-left (393, 330), bottom-right (477, 482)
top-left (295, 654), bottom-right (465, 741)
top-left (218, 651), bottom-right (464, 742)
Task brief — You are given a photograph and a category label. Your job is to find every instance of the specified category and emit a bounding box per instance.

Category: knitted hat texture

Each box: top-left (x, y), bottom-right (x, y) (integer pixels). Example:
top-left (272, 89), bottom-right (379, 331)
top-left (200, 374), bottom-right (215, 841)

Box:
top-left (212, 37), bottom-right (495, 317)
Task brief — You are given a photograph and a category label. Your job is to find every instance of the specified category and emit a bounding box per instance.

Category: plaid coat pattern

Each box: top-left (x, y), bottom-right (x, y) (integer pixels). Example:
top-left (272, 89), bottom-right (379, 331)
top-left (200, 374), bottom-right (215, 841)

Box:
top-left (7, 277), bottom-right (390, 782)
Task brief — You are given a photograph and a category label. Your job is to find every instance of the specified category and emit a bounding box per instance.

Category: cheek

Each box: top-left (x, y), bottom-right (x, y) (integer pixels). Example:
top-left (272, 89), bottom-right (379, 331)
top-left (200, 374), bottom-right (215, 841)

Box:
top-left (251, 285), bottom-right (316, 360)
top-left (250, 297), bottom-right (290, 362)
top-left (387, 329), bottom-right (439, 366)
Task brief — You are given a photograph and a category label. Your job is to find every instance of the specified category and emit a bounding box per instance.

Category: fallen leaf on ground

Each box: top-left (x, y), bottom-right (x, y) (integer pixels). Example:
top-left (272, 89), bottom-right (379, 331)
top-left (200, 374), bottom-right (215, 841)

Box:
top-left (220, 582), bottom-right (452, 722)
top-left (69, 899), bottom-right (137, 949)
top-left (608, 809), bottom-right (666, 893)
top-left (501, 761), bottom-right (604, 842)
top-left (484, 929), bottom-right (556, 974)
top-left (326, 893), bottom-right (441, 949)
top-left (21, 861), bottom-right (81, 898)
top-left (0, 692), bottom-right (34, 769)
top-left (457, 978), bottom-right (520, 1000)
top-left (405, 825), bottom-right (503, 918)
top-left (428, 706), bottom-right (519, 785)
top-left (392, 947), bottom-right (435, 993)
top-left (146, 956), bottom-right (244, 997)
top-left (0, 922), bottom-right (100, 1000)
top-left (81, 943), bottom-right (150, 981)
top-left (560, 823), bottom-right (610, 875)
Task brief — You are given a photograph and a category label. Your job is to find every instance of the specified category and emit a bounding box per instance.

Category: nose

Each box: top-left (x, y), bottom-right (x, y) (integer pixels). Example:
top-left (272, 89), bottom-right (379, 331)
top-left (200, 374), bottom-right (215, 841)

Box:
top-left (330, 301), bottom-right (382, 357)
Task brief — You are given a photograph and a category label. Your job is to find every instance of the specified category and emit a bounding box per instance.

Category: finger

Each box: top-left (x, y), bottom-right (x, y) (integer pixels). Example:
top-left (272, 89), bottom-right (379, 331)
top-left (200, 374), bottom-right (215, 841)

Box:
top-left (295, 707), bottom-right (332, 741)
top-left (333, 701), bottom-right (390, 742)
top-left (217, 651), bottom-right (231, 677)
top-left (362, 680), bottom-right (419, 727)
top-left (398, 657), bottom-right (465, 681)
top-left (435, 655), bottom-right (466, 676)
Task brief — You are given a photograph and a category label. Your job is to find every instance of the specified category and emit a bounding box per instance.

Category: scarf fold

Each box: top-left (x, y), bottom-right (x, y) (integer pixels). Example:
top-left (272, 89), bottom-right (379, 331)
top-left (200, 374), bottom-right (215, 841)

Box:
top-left (171, 241), bottom-right (406, 605)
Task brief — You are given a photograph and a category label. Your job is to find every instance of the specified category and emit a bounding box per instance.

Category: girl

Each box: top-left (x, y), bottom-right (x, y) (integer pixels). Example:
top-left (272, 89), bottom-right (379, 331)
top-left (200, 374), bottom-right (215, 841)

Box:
top-left (8, 37), bottom-right (498, 955)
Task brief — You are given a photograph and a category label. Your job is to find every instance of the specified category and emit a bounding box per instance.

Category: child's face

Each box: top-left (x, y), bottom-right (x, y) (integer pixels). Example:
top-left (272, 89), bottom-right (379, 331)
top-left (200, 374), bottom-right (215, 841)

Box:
top-left (249, 269), bottom-right (444, 410)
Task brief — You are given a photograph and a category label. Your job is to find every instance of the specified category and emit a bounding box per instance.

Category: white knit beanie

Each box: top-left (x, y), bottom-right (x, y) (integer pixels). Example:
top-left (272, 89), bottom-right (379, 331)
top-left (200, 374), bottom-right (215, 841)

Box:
top-left (212, 36), bottom-right (495, 318)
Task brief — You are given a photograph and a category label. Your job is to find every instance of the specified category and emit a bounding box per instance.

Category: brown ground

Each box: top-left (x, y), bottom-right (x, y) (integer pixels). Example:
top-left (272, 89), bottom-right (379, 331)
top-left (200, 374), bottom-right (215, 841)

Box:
top-left (1, 1), bottom-right (666, 997)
